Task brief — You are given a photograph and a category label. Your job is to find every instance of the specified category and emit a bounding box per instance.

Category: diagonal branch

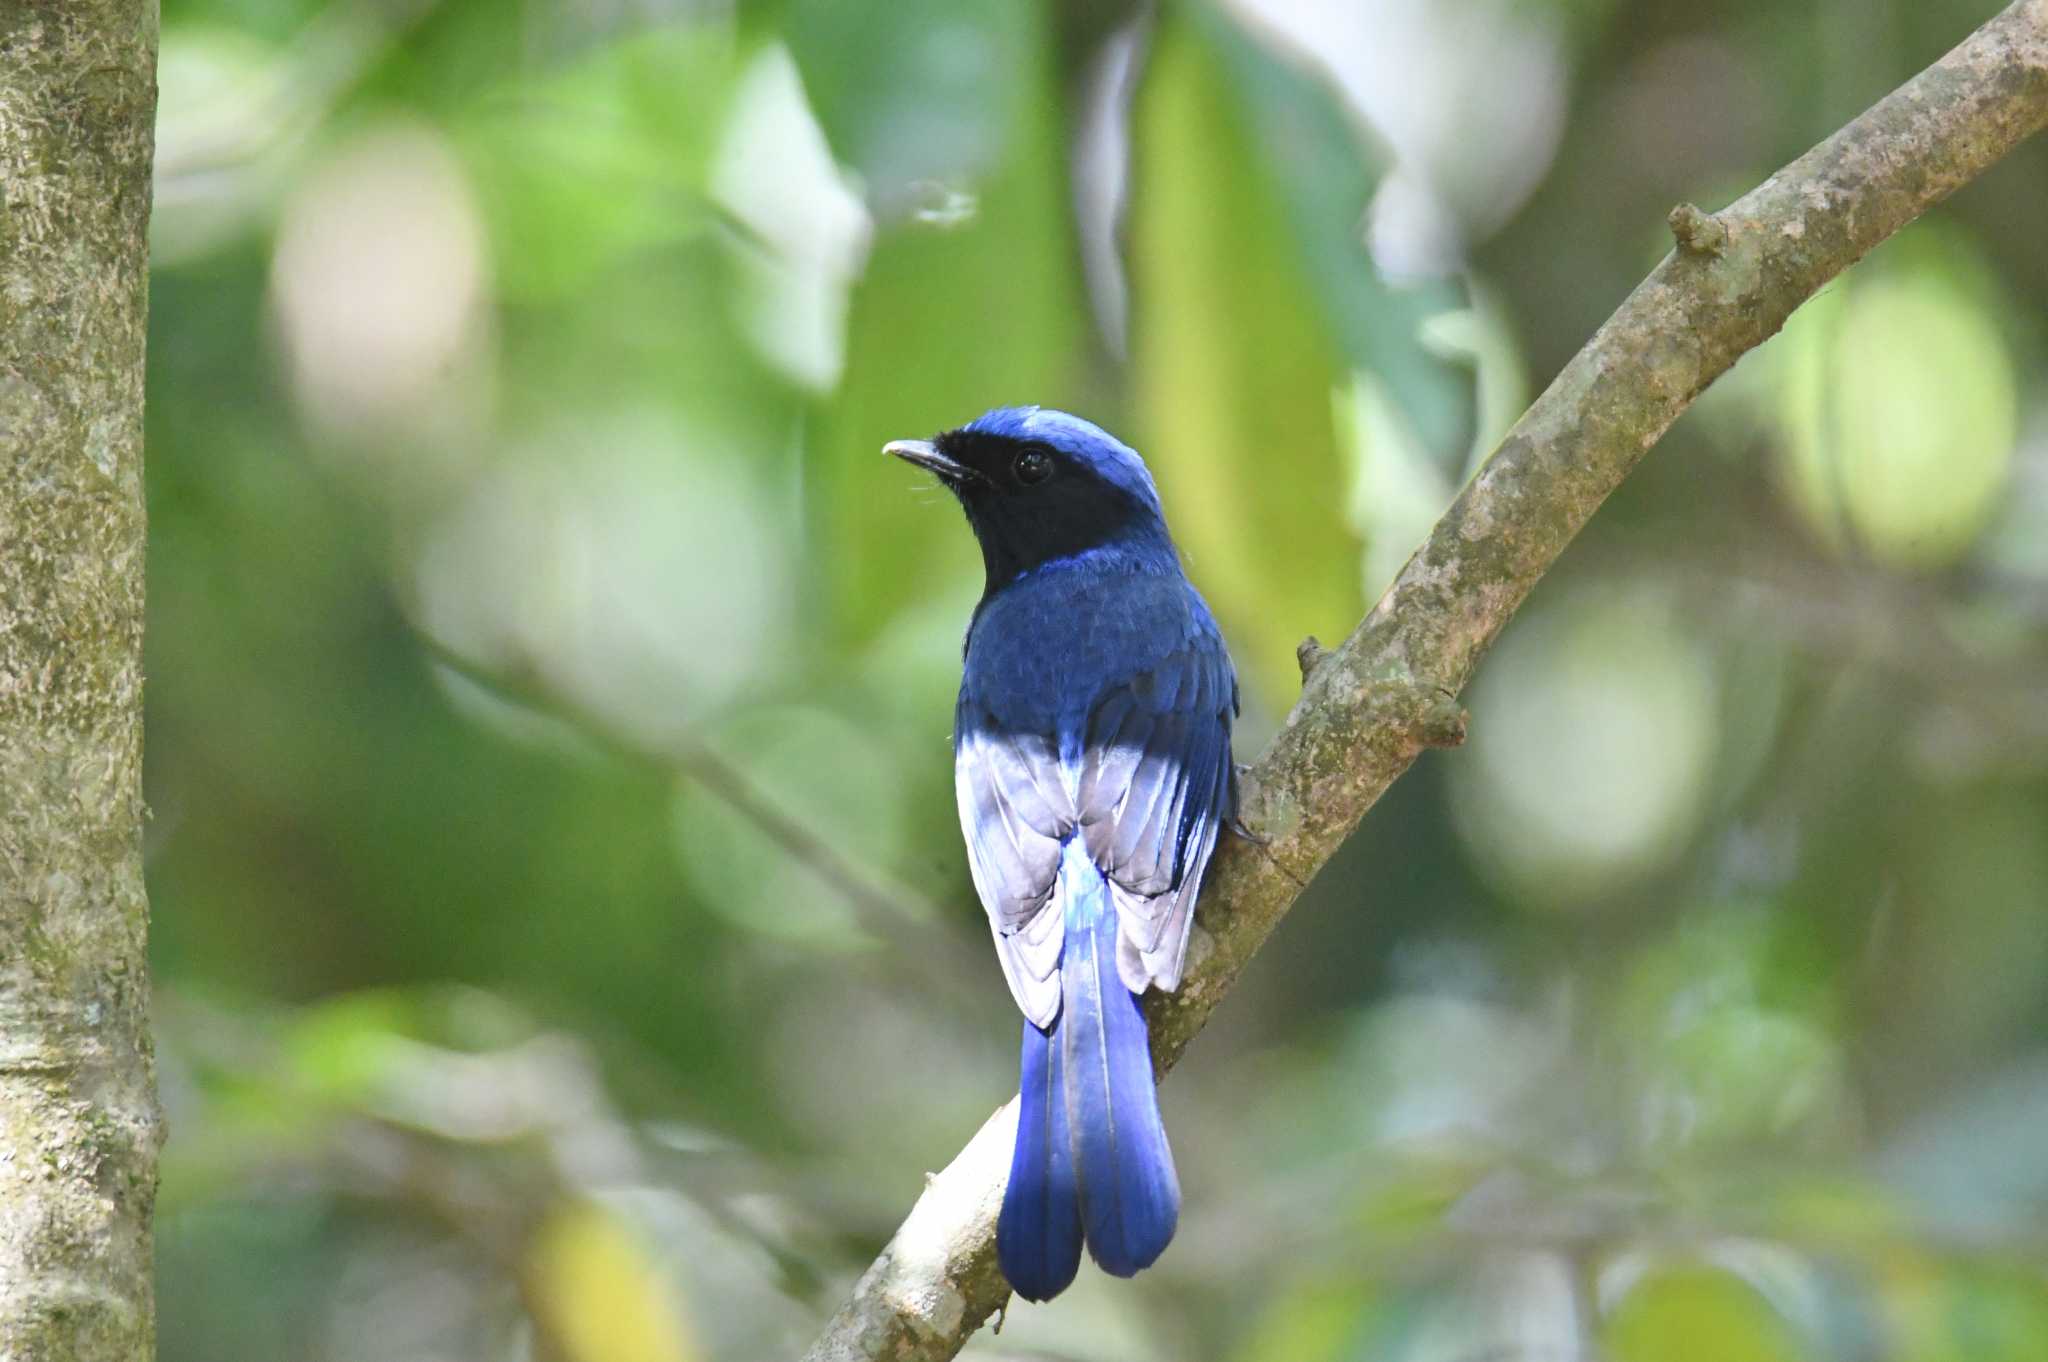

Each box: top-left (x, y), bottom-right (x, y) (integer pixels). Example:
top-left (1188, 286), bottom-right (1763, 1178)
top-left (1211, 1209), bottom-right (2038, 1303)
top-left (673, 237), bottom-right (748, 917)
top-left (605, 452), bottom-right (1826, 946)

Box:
top-left (803, 4), bottom-right (2048, 1357)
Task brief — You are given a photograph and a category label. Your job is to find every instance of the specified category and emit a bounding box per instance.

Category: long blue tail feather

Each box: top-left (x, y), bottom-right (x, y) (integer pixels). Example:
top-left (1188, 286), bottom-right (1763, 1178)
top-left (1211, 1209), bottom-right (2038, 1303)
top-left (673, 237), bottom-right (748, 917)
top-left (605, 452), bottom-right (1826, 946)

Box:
top-left (997, 1015), bottom-right (1081, 1300)
top-left (1061, 852), bottom-right (1179, 1276)
top-left (997, 842), bottom-right (1179, 1299)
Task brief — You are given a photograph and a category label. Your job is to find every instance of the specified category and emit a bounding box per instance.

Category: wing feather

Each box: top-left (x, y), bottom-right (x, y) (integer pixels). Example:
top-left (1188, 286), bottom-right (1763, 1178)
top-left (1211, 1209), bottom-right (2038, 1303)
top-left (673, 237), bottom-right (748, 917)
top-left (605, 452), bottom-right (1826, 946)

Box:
top-left (956, 580), bottom-right (1235, 1021)
top-left (1080, 638), bottom-right (1235, 993)
top-left (956, 700), bottom-right (1073, 1026)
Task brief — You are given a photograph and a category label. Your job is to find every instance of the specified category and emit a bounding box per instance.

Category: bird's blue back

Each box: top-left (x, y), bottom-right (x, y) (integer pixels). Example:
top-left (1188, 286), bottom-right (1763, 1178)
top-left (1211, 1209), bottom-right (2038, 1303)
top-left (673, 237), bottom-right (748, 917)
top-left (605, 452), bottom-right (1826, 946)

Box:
top-left (964, 546), bottom-right (1216, 734)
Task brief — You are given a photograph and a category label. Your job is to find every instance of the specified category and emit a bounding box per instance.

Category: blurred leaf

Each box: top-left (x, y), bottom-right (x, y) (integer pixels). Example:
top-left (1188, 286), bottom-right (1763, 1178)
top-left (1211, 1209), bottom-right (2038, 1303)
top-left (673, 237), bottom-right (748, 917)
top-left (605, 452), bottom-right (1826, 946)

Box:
top-left (1449, 589), bottom-right (1722, 909)
top-left (158, 1200), bottom-right (334, 1362)
top-left (1880, 1256), bottom-right (2048, 1362)
top-left (1131, 10), bottom-right (1358, 707)
top-left (414, 424), bottom-right (800, 740)
top-left (1603, 1264), bottom-right (1805, 1362)
top-left (458, 27), bottom-right (735, 300)
top-left (1420, 280), bottom-right (1532, 478)
top-left (784, 0), bottom-right (1022, 206)
top-left (154, 24), bottom-right (289, 265)
top-left (526, 1202), bottom-right (701, 1362)
top-left (500, 241), bottom-right (794, 448)
top-left (671, 705), bottom-right (914, 946)
top-left (1341, 281), bottom-right (1528, 602)
top-left (710, 43), bottom-right (871, 391)
top-left (1235, 1278), bottom-right (1379, 1362)
top-left (1337, 373), bottom-right (1455, 608)
top-left (368, 0), bottom-right (533, 111)
top-left (279, 987), bottom-right (544, 1110)
top-left (1616, 905), bottom-right (1850, 1157)
top-left (802, 0), bottom-right (1086, 645)
top-left (1388, 1252), bottom-right (1585, 1362)
top-left (1342, 993), bottom-right (1562, 1146)
top-left (1774, 229), bottom-right (2018, 569)
top-left (163, 0), bottom-right (324, 44)
top-left (283, 990), bottom-right (423, 1103)
top-left (1658, 1011), bottom-right (1845, 1150)
top-left (1879, 790), bottom-right (2048, 1078)
top-left (1352, 1156), bottom-right (1491, 1240)
top-left (1505, 0), bottom-right (1631, 50)
top-left (1196, 2), bottom-right (1469, 457)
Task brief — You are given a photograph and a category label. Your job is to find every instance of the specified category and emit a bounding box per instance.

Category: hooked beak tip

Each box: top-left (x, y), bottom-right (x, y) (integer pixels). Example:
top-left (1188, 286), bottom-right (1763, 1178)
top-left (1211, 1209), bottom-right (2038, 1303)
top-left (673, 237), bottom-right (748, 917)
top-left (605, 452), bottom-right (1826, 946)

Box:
top-left (883, 438), bottom-right (937, 463)
top-left (885, 438), bottom-right (972, 483)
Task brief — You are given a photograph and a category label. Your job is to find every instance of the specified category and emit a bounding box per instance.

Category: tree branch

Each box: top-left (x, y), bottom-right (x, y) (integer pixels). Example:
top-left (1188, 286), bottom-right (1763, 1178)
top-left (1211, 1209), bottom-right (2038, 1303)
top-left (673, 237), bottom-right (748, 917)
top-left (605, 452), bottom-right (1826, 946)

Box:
top-left (802, 4), bottom-right (2048, 1357)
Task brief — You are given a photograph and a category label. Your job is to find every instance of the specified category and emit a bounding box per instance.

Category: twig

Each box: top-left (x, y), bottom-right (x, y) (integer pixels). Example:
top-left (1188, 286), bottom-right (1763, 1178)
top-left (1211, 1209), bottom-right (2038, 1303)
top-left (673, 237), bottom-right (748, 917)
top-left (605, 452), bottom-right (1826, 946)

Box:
top-left (801, 4), bottom-right (2048, 1357)
top-left (417, 638), bottom-right (988, 991)
top-left (673, 741), bottom-right (960, 940)
top-left (1594, 530), bottom-right (2048, 750)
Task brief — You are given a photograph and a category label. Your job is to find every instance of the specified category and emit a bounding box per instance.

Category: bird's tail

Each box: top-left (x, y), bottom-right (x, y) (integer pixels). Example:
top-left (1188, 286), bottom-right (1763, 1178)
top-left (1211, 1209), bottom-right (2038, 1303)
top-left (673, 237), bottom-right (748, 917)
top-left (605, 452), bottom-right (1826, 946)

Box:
top-left (998, 843), bottom-right (1179, 1301)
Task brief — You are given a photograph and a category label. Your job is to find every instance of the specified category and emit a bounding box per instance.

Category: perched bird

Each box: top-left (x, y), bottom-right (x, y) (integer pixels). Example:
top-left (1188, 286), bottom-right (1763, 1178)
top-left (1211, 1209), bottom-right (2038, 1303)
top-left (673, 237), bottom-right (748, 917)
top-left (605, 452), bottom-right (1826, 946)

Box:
top-left (887, 407), bottom-right (1237, 1302)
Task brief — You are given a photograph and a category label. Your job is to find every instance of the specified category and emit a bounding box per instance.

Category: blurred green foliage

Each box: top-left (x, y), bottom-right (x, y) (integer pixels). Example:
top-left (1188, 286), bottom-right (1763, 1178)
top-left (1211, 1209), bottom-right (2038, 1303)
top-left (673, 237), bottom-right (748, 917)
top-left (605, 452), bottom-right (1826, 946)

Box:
top-left (142, 0), bottom-right (2047, 1357)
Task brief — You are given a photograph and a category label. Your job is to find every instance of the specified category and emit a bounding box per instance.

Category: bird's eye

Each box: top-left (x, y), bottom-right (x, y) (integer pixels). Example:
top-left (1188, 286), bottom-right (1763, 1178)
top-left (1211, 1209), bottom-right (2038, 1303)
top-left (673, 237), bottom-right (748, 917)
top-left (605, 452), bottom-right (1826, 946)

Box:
top-left (1013, 446), bottom-right (1054, 486)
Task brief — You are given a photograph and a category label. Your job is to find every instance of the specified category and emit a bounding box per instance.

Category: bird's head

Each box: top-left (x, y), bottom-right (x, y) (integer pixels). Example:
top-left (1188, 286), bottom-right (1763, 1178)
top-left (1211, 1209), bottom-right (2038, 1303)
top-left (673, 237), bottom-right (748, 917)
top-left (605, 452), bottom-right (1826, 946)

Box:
top-left (887, 406), bottom-right (1174, 593)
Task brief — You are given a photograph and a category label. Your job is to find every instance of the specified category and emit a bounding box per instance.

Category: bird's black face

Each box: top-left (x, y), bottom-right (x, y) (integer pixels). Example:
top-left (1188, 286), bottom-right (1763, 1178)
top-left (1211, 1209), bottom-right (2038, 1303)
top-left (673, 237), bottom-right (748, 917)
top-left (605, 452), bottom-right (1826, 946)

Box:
top-left (888, 426), bottom-right (1159, 594)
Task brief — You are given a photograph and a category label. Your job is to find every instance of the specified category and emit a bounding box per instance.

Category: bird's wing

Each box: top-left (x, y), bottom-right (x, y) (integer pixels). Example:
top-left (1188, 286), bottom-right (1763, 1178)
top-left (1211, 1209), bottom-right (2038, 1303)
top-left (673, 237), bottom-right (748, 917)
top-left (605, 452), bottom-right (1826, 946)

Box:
top-left (955, 706), bottom-right (1073, 1027)
top-left (1078, 637), bottom-right (1236, 996)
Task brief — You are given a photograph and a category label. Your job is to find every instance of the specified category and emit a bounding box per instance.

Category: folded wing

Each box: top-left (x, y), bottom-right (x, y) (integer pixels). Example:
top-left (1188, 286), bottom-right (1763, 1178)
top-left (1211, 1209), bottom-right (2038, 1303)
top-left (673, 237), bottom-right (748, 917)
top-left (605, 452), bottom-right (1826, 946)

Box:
top-left (957, 622), bottom-right (1236, 1020)
top-left (1079, 641), bottom-right (1235, 995)
top-left (955, 714), bottom-right (1072, 1026)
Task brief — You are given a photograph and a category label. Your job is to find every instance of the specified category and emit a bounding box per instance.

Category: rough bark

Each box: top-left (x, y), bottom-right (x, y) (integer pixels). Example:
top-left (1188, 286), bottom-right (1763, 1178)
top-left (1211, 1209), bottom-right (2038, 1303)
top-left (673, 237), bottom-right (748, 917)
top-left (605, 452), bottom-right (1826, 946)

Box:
top-left (803, 2), bottom-right (2048, 1358)
top-left (0, 3), bottom-right (161, 1360)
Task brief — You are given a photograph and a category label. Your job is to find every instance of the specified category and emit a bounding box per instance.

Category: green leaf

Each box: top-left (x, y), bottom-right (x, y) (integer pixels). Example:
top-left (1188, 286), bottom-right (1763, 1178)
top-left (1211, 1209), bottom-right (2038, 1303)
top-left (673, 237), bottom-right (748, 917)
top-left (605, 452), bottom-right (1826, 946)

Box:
top-left (1341, 282), bottom-right (1529, 602)
top-left (457, 27), bottom-right (736, 300)
top-left (1130, 10), bottom-right (1361, 708)
top-left (1604, 1265), bottom-right (1807, 1362)
top-left (1192, 2), bottom-right (1468, 458)
top-left (800, 0), bottom-right (1087, 645)
top-left (783, 0), bottom-right (1023, 202)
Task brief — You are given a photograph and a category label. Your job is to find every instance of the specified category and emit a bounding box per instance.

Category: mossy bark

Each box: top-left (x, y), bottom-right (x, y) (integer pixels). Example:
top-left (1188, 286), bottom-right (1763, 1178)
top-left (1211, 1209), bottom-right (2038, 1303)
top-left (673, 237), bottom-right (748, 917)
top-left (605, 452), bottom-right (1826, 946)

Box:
top-left (803, 3), bottom-right (2048, 1358)
top-left (0, 3), bottom-right (161, 1360)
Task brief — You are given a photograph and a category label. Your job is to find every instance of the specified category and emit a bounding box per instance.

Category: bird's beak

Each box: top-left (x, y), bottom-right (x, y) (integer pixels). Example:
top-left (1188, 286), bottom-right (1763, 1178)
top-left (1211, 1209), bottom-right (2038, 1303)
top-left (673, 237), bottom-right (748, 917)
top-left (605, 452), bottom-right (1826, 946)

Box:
top-left (885, 438), bottom-right (978, 484)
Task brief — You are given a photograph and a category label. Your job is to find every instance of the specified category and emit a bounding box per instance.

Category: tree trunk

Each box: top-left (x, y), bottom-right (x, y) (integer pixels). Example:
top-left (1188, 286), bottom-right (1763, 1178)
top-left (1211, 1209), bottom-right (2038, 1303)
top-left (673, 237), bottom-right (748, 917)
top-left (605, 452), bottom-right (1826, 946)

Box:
top-left (0, 2), bottom-right (161, 1359)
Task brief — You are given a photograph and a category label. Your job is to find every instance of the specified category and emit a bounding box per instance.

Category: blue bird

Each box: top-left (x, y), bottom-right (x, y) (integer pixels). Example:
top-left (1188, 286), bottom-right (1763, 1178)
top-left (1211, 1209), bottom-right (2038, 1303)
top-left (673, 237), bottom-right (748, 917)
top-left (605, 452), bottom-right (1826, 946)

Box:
top-left (887, 407), bottom-right (1237, 1302)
